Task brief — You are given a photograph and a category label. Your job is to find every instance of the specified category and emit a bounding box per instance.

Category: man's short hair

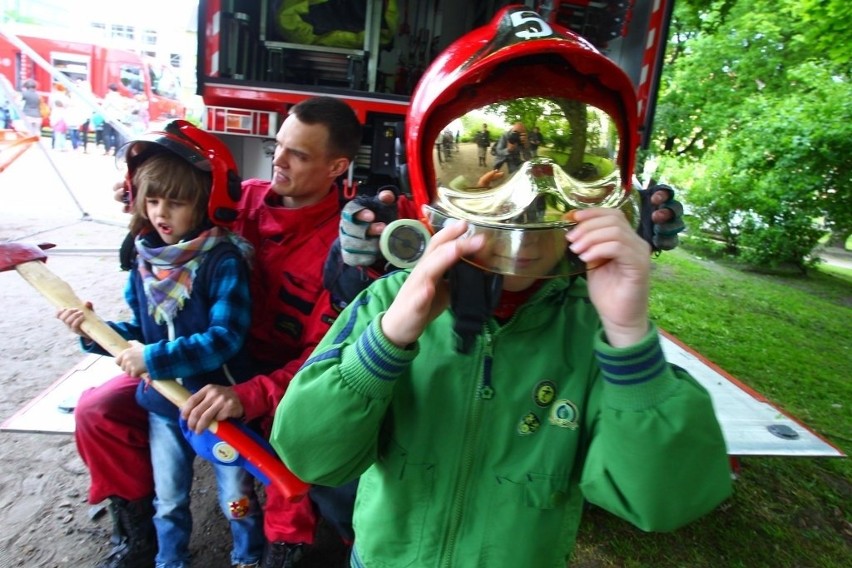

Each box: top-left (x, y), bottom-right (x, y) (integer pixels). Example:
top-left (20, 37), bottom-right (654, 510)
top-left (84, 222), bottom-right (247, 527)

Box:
top-left (290, 96), bottom-right (363, 160)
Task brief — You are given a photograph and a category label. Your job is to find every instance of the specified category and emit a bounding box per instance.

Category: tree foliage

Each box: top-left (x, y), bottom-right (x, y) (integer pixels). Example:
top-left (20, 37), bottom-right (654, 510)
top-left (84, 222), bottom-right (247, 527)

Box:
top-left (650, 0), bottom-right (852, 270)
top-left (791, 0), bottom-right (852, 69)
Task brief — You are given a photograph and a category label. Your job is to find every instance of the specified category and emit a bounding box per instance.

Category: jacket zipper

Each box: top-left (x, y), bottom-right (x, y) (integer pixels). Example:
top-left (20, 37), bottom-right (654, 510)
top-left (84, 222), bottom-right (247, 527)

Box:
top-left (442, 331), bottom-right (493, 566)
top-left (478, 330), bottom-right (495, 400)
top-left (440, 292), bottom-right (552, 565)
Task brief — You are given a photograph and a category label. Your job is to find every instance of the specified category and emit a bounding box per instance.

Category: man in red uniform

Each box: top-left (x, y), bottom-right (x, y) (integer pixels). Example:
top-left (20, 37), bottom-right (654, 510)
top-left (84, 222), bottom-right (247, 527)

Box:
top-left (74, 96), bottom-right (361, 568)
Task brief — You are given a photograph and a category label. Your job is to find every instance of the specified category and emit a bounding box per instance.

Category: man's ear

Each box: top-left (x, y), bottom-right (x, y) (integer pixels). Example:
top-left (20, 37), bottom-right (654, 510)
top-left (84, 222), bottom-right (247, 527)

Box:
top-left (330, 157), bottom-right (350, 178)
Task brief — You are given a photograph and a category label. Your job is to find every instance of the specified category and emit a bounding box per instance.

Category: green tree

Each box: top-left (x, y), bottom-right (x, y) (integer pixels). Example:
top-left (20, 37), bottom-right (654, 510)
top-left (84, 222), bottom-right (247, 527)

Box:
top-left (650, 0), bottom-right (852, 269)
top-left (792, 0), bottom-right (852, 69)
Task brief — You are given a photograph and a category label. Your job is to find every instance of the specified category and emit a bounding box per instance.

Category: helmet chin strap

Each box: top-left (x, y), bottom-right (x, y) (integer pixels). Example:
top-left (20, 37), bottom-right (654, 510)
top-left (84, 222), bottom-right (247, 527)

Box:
top-left (448, 261), bottom-right (503, 354)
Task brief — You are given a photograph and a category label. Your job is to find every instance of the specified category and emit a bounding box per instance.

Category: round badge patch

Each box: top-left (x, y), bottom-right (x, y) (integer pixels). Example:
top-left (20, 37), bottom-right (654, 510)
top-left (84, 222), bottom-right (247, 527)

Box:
top-left (533, 380), bottom-right (557, 407)
top-left (212, 442), bottom-right (239, 463)
top-left (549, 400), bottom-right (579, 429)
top-left (518, 412), bottom-right (541, 436)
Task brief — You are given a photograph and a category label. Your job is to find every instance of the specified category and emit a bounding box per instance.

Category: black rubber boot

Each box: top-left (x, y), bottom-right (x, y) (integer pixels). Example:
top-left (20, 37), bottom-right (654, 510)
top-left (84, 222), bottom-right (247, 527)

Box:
top-left (95, 497), bottom-right (157, 568)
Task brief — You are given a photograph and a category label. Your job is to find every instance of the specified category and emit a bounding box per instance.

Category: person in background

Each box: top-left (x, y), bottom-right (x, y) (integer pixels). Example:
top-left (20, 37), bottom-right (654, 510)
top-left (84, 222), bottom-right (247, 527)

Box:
top-left (60, 121), bottom-right (264, 568)
top-left (49, 92), bottom-right (68, 151)
top-left (101, 83), bottom-right (127, 155)
top-left (19, 79), bottom-right (43, 135)
top-left (492, 121), bottom-right (529, 174)
top-left (126, 94), bottom-right (150, 136)
top-left (79, 115), bottom-right (91, 152)
top-left (0, 96), bottom-right (13, 128)
top-left (90, 110), bottom-right (106, 153)
top-left (528, 125), bottom-right (544, 157)
top-left (474, 123), bottom-right (491, 167)
top-left (65, 92), bottom-right (89, 152)
top-left (74, 80), bottom-right (94, 153)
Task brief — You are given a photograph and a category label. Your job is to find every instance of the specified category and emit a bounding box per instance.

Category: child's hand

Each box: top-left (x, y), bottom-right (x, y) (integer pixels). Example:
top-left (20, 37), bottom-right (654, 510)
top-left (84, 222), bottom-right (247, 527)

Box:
top-left (381, 218), bottom-right (485, 348)
top-left (112, 179), bottom-right (131, 214)
top-left (477, 170), bottom-right (504, 188)
top-left (116, 340), bottom-right (148, 378)
top-left (56, 303), bottom-right (93, 341)
top-left (567, 208), bottom-right (652, 348)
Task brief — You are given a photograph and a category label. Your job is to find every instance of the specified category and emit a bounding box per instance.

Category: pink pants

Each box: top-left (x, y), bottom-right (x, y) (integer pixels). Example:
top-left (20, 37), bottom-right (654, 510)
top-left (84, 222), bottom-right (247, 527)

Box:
top-left (74, 373), bottom-right (317, 543)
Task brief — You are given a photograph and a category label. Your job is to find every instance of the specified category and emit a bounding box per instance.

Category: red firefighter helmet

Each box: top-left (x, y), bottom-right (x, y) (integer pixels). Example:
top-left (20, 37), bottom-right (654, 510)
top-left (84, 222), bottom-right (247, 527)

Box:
top-left (118, 120), bottom-right (242, 227)
top-left (405, 6), bottom-right (640, 277)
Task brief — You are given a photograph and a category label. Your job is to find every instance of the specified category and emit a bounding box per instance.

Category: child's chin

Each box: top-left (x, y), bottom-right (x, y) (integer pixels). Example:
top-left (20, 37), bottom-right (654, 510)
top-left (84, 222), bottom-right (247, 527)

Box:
top-left (501, 275), bottom-right (539, 292)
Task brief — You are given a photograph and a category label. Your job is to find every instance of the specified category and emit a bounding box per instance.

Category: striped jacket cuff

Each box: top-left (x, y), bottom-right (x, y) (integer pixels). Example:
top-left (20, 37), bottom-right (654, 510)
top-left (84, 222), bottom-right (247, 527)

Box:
top-left (340, 314), bottom-right (419, 399)
top-left (595, 324), bottom-right (678, 410)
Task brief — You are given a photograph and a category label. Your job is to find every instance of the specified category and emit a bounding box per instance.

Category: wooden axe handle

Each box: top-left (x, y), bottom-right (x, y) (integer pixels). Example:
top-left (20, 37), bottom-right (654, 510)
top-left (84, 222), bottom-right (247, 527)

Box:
top-left (13, 259), bottom-right (310, 499)
top-left (15, 260), bottom-right (189, 406)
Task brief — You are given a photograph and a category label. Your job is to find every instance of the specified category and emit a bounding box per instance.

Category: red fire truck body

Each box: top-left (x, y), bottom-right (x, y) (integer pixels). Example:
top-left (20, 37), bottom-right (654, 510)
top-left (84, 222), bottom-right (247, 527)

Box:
top-left (196, 0), bottom-right (673, 182)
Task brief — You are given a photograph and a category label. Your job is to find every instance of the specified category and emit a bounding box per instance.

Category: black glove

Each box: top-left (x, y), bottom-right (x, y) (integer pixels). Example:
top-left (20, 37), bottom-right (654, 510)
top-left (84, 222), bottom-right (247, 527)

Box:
top-left (339, 194), bottom-right (398, 266)
top-left (638, 183), bottom-right (685, 252)
top-left (323, 239), bottom-right (377, 310)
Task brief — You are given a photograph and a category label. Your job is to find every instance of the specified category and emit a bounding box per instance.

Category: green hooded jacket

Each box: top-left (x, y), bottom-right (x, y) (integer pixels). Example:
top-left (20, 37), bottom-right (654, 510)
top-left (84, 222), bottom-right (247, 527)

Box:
top-left (272, 272), bottom-right (732, 567)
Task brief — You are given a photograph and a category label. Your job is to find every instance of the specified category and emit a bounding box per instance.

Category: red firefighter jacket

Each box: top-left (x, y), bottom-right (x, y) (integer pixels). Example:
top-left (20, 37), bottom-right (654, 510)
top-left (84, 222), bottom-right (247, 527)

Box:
top-left (230, 179), bottom-right (340, 428)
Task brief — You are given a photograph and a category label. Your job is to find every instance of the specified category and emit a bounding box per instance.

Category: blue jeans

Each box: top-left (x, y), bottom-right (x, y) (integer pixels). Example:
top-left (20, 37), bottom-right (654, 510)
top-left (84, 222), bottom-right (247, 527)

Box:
top-left (68, 128), bottom-right (81, 150)
top-left (149, 412), bottom-right (264, 568)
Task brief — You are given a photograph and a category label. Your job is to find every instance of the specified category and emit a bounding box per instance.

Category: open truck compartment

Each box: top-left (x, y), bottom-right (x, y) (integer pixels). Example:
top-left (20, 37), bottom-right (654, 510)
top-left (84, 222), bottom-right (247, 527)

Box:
top-left (197, 1), bottom-right (671, 183)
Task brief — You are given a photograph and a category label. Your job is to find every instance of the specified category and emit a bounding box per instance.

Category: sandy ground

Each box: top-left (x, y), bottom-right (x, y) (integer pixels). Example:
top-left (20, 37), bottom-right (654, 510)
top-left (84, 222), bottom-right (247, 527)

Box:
top-left (0, 142), bottom-right (346, 567)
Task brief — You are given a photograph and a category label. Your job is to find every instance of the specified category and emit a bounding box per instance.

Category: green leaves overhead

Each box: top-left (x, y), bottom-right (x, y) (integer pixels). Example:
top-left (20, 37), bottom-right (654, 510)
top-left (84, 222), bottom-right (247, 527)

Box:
top-left (650, 0), bottom-right (852, 268)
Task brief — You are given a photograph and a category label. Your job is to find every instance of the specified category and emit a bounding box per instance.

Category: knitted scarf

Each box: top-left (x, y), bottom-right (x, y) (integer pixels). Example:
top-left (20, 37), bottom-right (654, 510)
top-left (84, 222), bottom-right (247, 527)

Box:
top-left (136, 226), bottom-right (252, 325)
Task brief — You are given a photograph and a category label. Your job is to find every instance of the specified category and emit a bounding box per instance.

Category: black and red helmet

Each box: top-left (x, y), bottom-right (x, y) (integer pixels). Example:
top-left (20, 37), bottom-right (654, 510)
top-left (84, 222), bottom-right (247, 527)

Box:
top-left (118, 120), bottom-right (242, 228)
top-left (404, 5), bottom-right (641, 277)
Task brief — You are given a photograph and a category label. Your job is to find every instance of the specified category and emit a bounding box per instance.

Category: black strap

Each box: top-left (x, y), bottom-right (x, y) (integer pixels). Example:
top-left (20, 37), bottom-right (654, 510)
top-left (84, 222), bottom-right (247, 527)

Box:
top-left (449, 262), bottom-right (503, 354)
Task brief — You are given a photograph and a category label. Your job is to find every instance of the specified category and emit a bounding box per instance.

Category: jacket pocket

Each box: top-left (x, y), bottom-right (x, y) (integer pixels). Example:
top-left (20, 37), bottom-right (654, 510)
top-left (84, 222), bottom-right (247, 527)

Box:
top-left (480, 472), bottom-right (578, 567)
top-left (355, 440), bottom-right (436, 567)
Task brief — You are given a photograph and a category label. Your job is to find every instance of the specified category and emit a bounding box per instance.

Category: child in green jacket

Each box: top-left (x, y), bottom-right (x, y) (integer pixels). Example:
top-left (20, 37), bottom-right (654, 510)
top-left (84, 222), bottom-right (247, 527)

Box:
top-left (271, 6), bottom-right (732, 567)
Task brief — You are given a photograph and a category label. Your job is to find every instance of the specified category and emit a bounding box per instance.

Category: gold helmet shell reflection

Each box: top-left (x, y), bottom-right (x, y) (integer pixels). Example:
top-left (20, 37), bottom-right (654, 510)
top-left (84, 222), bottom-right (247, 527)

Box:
top-left (436, 157), bottom-right (630, 229)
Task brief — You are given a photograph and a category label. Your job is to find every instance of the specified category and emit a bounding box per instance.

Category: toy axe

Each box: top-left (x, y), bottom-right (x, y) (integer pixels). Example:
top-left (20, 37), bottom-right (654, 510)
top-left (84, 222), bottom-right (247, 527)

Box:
top-left (0, 241), bottom-right (309, 501)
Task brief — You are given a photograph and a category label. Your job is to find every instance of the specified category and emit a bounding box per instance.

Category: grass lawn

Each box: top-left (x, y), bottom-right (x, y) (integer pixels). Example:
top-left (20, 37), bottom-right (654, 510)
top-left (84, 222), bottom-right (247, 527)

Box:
top-left (570, 248), bottom-right (851, 567)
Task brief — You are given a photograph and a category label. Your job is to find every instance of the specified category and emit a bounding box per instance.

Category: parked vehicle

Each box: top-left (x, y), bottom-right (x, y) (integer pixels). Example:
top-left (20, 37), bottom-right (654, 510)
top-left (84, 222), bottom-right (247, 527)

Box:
top-left (0, 26), bottom-right (186, 126)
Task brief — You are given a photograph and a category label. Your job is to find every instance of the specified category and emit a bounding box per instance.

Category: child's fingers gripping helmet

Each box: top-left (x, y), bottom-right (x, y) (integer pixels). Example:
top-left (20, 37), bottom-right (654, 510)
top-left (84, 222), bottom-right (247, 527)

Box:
top-left (117, 120), bottom-right (242, 227)
top-left (407, 6), bottom-right (640, 277)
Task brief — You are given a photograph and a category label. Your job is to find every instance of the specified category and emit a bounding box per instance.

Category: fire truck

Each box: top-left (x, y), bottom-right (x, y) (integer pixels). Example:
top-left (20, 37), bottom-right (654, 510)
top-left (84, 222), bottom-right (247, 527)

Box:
top-left (0, 25), bottom-right (186, 126)
top-left (198, 0), bottom-right (672, 185)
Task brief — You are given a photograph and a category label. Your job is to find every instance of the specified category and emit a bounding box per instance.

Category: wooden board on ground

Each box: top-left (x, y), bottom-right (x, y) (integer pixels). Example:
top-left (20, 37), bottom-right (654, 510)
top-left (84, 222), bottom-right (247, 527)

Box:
top-left (660, 331), bottom-right (843, 458)
top-left (1, 354), bottom-right (117, 434)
